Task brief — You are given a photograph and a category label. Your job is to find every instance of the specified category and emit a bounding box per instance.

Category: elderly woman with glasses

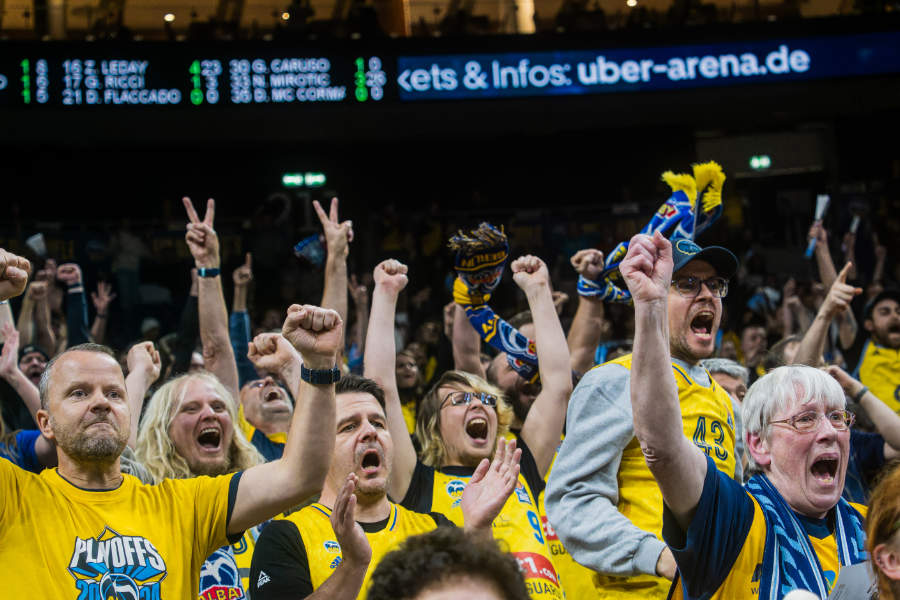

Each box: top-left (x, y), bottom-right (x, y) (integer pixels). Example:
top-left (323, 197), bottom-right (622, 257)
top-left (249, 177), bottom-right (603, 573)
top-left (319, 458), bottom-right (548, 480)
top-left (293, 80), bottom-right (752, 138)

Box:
top-left (622, 231), bottom-right (867, 600)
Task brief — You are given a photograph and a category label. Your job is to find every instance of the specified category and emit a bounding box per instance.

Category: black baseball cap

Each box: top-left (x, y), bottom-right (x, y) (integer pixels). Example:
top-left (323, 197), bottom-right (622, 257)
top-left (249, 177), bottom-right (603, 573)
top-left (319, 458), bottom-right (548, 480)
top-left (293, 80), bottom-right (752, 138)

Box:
top-left (864, 288), bottom-right (900, 320)
top-left (670, 238), bottom-right (739, 279)
top-left (19, 344), bottom-right (50, 363)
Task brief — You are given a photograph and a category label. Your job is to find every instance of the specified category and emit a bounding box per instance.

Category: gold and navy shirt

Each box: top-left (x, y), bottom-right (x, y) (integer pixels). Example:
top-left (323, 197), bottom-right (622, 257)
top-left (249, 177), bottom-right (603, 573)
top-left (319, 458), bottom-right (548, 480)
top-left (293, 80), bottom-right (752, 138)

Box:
top-left (400, 438), bottom-right (565, 599)
top-left (855, 340), bottom-right (900, 414)
top-left (249, 501), bottom-right (449, 599)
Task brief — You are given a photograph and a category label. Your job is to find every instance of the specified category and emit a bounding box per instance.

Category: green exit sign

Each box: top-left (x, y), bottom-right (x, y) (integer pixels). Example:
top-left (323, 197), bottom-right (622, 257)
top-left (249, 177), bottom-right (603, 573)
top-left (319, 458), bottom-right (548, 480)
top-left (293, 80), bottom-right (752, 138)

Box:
top-left (749, 155), bottom-right (771, 170)
top-left (282, 172), bottom-right (327, 188)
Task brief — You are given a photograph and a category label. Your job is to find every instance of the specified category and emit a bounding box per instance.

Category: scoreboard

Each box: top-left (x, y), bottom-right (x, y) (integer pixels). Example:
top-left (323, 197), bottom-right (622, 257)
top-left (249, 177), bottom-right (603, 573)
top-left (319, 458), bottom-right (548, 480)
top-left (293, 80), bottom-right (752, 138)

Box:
top-left (1, 29), bottom-right (899, 110)
top-left (6, 51), bottom-right (390, 107)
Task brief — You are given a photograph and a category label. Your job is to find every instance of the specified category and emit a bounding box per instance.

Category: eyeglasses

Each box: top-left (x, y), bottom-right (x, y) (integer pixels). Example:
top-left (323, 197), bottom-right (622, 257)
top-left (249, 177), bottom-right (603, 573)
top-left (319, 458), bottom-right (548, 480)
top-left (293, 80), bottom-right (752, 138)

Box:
top-left (440, 391), bottom-right (498, 410)
top-left (770, 409), bottom-right (855, 433)
top-left (671, 276), bottom-right (729, 298)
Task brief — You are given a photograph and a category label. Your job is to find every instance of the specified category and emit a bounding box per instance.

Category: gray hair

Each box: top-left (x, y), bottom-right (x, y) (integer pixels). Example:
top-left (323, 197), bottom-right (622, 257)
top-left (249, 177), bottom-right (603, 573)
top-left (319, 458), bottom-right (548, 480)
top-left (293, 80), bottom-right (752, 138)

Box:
top-left (38, 343), bottom-right (120, 409)
top-left (701, 358), bottom-right (749, 384)
top-left (741, 365), bottom-right (845, 475)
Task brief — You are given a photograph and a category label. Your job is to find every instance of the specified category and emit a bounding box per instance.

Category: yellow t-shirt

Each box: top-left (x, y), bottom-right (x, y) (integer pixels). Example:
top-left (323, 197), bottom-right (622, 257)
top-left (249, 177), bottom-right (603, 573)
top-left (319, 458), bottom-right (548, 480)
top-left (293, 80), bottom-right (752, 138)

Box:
top-left (401, 400), bottom-right (417, 436)
top-left (857, 341), bottom-right (900, 413)
top-left (597, 354), bottom-right (737, 599)
top-left (0, 459), bottom-right (235, 599)
top-left (401, 441), bottom-right (564, 600)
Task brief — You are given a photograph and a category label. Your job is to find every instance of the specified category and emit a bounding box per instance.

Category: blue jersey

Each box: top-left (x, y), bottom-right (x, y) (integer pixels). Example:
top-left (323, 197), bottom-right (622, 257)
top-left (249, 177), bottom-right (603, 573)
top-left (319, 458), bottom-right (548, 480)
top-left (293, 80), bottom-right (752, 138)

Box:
top-left (0, 429), bottom-right (41, 473)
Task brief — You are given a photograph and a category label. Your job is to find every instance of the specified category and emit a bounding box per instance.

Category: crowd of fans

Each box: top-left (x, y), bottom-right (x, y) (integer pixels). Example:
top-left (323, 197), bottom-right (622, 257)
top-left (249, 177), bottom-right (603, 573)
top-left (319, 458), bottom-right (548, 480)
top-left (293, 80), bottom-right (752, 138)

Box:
top-left (1, 172), bottom-right (900, 599)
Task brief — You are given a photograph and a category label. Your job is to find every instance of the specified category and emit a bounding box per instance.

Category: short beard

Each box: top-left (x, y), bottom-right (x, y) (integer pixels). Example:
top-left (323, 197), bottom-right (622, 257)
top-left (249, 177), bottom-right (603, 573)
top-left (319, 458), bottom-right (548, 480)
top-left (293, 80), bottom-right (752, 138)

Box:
top-left (51, 415), bottom-right (126, 464)
top-left (670, 328), bottom-right (715, 364)
top-left (187, 455), bottom-right (232, 477)
top-left (874, 329), bottom-right (900, 350)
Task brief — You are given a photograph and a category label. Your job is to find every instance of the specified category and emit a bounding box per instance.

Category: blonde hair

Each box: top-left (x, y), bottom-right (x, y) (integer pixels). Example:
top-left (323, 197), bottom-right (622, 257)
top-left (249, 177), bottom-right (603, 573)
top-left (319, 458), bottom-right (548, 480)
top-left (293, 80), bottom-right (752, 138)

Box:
top-left (867, 463), bottom-right (900, 600)
top-left (415, 370), bottom-right (513, 467)
top-left (135, 372), bottom-right (263, 483)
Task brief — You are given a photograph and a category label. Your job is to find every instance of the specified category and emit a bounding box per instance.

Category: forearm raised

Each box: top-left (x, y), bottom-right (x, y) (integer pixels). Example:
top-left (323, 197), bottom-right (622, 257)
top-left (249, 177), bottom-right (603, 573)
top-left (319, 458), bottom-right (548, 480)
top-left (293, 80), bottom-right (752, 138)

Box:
top-left (198, 276), bottom-right (239, 397)
top-left (452, 304), bottom-right (484, 376)
top-left (793, 313), bottom-right (831, 366)
top-left (568, 295), bottom-right (606, 374)
top-left (631, 300), bottom-right (705, 523)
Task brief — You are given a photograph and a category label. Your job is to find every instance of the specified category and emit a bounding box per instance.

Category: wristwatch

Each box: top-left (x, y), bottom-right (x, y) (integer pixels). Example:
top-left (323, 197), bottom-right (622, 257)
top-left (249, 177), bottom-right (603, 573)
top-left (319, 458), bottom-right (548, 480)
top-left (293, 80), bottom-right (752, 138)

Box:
top-left (300, 364), bottom-right (341, 384)
top-left (197, 267), bottom-right (221, 278)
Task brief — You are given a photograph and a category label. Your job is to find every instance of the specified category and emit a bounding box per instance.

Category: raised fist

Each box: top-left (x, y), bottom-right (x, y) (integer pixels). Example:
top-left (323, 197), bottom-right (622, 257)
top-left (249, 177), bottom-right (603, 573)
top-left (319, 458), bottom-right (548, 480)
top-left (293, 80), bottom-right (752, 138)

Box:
top-left (282, 305), bottom-right (343, 370)
top-left (0, 249), bottom-right (31, 302)
top-left (373, 259), bottom-right (408, 296)
top-left (511, 255), bottom-right (550, 293)
top-left (619, 232), bottom-right (673, 305)
top-left (183, 197), bottom-right (219, 269)
top-left (247, 333), bottom-right (301, 376)
top-left (56, 263), bottom-right (83, 286)
top-left (127, 341), bottom-right (161, 384)
top-left (570, 248), bottom-right (605, 281)
top-left (26, 280), bottom-right (48, 301)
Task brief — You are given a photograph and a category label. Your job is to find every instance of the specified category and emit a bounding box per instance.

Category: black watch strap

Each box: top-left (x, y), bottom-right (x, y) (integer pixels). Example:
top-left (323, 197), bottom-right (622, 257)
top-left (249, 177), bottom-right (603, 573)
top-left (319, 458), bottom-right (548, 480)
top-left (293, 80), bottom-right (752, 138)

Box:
top-left (300, 364), bottom-right (341, 384)
top-left (197, 267), bottom-right (221, 278)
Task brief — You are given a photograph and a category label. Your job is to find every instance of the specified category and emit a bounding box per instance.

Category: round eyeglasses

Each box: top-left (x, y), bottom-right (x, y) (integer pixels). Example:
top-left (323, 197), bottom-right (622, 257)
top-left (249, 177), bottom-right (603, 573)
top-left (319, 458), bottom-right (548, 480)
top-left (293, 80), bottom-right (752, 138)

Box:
top-left (770, 409), bottom-right (855, 433)
top-left (440, 391), bottom-right (498, 410)
top-left (670, 276), bottom-right (729, 298)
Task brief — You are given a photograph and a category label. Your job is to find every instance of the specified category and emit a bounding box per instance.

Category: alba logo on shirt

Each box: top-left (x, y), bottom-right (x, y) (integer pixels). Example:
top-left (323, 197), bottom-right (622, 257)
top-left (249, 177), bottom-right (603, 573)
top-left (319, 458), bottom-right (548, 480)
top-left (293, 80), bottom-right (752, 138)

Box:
top-left (68, 527), bottom-right (167, 599)
top-left (446, 479), bottom-right (467, 507)
top-left (199, 547), bottom-right (245, 600)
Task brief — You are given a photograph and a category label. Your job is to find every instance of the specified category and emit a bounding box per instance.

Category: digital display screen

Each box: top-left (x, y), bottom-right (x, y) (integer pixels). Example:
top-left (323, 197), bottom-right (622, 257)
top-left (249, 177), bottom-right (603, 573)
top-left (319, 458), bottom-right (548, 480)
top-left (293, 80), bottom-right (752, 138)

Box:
top-left (397, 31), bottom-right (900, 100)
top-left (0, 30), bottom-right (897, 108)
top-left (0, 50), bottom-right (390, 107)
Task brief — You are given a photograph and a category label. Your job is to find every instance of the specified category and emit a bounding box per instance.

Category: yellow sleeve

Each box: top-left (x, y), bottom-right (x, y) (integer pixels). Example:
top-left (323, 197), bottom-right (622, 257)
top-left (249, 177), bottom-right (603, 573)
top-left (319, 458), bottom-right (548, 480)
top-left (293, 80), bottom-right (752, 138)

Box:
top-left (182, 473), bottom-right (238, 564)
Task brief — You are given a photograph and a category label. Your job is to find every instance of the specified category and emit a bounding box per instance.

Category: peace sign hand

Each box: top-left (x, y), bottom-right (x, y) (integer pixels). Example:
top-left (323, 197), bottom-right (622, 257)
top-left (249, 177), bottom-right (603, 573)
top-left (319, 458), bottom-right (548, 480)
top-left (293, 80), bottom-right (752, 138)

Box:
top-left (313, 197), bottom-right (353, 259)
top-left (183, 197), bottom-right (219, 269)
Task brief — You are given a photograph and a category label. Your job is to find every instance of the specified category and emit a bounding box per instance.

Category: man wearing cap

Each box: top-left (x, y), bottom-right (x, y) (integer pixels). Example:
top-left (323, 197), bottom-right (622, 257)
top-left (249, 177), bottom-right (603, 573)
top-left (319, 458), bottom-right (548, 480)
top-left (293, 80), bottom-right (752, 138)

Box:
top-left (545, 239), bottom-right (742, 599)
top-left (18, 344), bottom-right (49, 388)
top-left (854, 289), bottom-right (900, 414)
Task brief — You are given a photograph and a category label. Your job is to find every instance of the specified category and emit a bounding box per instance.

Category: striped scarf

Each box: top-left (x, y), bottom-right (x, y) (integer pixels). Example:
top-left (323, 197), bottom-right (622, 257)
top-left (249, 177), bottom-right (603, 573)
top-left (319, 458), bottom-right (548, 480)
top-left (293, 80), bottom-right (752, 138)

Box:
top-left (745, 473), bottom-right (867, 599)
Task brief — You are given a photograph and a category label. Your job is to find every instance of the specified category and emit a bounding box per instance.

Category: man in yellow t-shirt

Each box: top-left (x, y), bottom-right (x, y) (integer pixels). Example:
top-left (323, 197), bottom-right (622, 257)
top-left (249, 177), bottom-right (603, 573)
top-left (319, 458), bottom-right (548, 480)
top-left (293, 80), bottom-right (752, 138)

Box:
top-left (0, 256), bottom-right (345, 599)
top-left (855, 290), bottom-right (900, 413)
top-left (249, 374), bottom-right (519, 599)
top-left (546, 238), bottom-right (741, 599)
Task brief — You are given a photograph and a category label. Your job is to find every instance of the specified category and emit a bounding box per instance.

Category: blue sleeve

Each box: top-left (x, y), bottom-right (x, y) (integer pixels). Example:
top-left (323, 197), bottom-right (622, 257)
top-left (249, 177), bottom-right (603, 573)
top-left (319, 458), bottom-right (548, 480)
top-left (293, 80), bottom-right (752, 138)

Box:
top-left (66, 287), bottom-right (91, 347)
top-left (14, 430), bottom-right (42, 473)
top-left (850, 430), bottom-right (885, 480)
top-left (230, 311), bottom-right (258, 388)
top-left (662, 455), bottom-right (755, 600)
